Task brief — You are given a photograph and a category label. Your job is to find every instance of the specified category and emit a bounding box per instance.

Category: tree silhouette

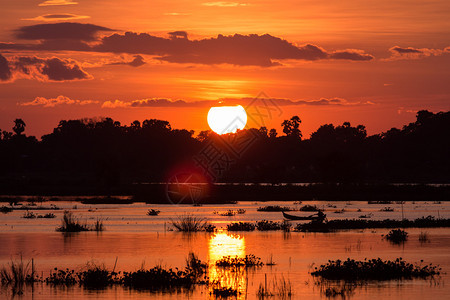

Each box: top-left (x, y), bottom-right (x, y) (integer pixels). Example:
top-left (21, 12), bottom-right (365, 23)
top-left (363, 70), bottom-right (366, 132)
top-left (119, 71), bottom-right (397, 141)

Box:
top-left (282, 116), bottom-right (302, 138)
top-left (269, 128), bottom-right (278, 138)
top-left (13, 119), bottom-right (26, 136)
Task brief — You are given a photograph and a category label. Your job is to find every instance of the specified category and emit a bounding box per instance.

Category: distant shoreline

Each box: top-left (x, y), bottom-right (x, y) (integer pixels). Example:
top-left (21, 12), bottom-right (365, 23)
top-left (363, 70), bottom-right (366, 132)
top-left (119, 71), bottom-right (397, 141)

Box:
top-left (1, 182), bottom-right (449, 204)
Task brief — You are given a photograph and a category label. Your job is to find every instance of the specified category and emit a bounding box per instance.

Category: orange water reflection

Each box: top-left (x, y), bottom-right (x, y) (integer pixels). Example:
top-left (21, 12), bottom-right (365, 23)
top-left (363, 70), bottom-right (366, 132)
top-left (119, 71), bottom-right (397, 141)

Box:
top-left (208, 231), bottom-right (248, 299)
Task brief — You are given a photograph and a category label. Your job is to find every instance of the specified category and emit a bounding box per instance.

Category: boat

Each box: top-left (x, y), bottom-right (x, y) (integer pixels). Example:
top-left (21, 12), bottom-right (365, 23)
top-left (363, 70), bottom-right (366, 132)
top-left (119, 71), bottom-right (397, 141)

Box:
top-left (282, 211), bottom-right (319, 220)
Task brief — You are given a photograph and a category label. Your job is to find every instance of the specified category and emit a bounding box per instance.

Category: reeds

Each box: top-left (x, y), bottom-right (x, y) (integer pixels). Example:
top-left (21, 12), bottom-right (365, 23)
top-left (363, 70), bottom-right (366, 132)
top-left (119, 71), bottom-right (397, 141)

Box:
top-left (170, 214), bottom-right (214, 232)
top-left (419, 231), bottom-right (430, 243)
top-left (56, 211), bottom-right (104, 232)
top-left (311, 258), bottom-right (440, 280)
top-left (0, 256), bottom-right (37, 285)
top-left (0, 206), bottom-right (13, 214)
top-left (257, 274), bottom-right (292, 299)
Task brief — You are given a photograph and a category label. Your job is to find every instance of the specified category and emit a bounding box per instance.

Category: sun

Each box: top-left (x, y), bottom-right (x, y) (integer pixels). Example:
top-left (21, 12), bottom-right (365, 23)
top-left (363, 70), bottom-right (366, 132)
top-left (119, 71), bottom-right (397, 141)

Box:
top-left (207, 105), bottom-right (247, 134)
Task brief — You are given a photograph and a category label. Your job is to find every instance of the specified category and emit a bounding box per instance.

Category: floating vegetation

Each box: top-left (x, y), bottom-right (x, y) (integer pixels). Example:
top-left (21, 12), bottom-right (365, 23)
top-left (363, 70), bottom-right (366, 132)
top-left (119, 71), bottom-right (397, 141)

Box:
top-left (380, 207), bottom-right (395, 212)
top-left (216, 255), bottom-right (263, 267)
top-left (334, 209), bottom-right (345, 214)
top-left (299, 205), bottom-right (320, 212)
top-left (257, 205), bottom-right (294, 212)
top-left (311, 258), bottom-right (440, 281)
top-left (296, 216), bottom-right (450, 232)
top-left (368, 201), bottom-right (392, 204)
top-left (56, 211), bottom-right (104, 232)
top-left (22, 211), bottom-right (37, 219)
top-left (227, 222), bottom-right (256, 231)
top-left (0, 206), bottom-right (13, 214)
top-left (170, 214), bottom-right (214, 232)
top-left (42, 253), bottom-right (207, 290)
top-left (146, 209), bottom-right (160, 216)
top-left (213, 209), bottom-right (237, 216)
top-left (236, 209), bottom-right (246, 214)
top-left (256, 220), bottom-right (282, 231)
top-left (358, 214), bottom-right (372, 219)
top-left (211, 286), bottom-right (238, 297)
top-left (384, 229), bottom-right (408, 243)
top-left (419, 231), bottom-right (430, 243)
top-left (37, 213), bottom-right (56, 218)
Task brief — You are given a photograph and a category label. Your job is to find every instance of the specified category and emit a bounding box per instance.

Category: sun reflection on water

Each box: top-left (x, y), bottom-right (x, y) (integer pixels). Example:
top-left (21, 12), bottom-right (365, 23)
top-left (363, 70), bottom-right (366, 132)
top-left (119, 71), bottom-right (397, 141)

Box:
top-left (208, 231), bottom-right (248, 299)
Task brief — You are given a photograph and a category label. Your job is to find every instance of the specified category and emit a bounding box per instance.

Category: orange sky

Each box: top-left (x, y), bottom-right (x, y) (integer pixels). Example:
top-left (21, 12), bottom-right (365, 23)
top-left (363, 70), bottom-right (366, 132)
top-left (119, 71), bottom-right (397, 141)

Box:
top-left (1, 0), bottom-right (449, 138)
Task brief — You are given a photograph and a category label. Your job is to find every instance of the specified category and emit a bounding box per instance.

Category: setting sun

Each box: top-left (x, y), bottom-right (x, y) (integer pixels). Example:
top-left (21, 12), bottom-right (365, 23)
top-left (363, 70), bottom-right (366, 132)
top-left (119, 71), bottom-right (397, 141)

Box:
top-left (207, 105), bottom-right (247, 134)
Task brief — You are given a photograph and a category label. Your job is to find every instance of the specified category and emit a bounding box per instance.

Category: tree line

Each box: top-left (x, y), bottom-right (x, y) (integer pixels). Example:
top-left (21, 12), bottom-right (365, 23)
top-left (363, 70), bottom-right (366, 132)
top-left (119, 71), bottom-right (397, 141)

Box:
top-left (0, 110), bottom-right (449, 190)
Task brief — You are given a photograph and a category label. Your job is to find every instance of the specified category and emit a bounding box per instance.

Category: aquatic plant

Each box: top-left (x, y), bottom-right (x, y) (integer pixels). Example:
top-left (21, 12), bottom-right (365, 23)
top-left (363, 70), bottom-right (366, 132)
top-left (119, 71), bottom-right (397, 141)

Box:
top-left (311, 258), bottom-right (440, 281)
top-left (236, 209), bottom-right (246, 214)
top-left (295, 216), bottom-right (450, 231)
top-left (37, 213), bottom-right (56, 218)
top-left (170, 214), bottom-right (212, 232)
top-left (22, 211), bottom-right (37, 219)
top-left (257, 275), bottom-right (293, 298)
top-left (219, 209), bottom-right (237, 216)
top-left (227, 222), bottom-right (255, 231)
top-left (78, 263), bottom-right (117, 288)
top-left (256, 220), bottom-right (281, 231)
top-left (257, 205), bottom-right (293, 212)
top-left (56, 211), bottom-right (104, 232)
top-left (0, 206), bottom-right (13, 214)
top-left (384, 229), bottom-right (408, 243)
top-left (368, 200), bottom-right (392, 204)
top-left (211, 286), bottom-right (238, 297)
top-left (380, 207), bottom-right (395, 212)
top-left (146, 209), bottom-right (160, 216)
top-left (46, 268), bottom-right (77, 285)
top-left (0, 257), bottom-right (37, 285)
top-left (216, 255), bottom-right (263, 267)
top-left (299, 205), bottom-right (319, 212)
top-left (419, 231), bottom-right (430, 243)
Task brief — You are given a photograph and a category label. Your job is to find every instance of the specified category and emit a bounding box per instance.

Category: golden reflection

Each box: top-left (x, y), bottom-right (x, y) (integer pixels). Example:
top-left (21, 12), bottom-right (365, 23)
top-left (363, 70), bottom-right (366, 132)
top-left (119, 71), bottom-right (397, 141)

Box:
top-left (208, 231), bottom-right (247, 299)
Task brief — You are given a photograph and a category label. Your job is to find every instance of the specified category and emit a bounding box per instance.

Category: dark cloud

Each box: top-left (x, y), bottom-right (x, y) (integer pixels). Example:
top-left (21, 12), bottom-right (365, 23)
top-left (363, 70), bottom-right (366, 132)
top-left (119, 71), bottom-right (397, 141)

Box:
top-left (329, 50), bottom-right (374, 61)
top-left (0, 54), bottom-right (12, 81)
top-left (3, 22), bottom-right (375, 67)
top-left (387, 45), bottom-right (449, 60)
top-left (108, 55), bottom-right (146, 67)
top-left (101, 97), bottom-right (370, 108)
top-left (23, 14), bottom-right (90, 21)
top-left (3, 55), bottom-right (91, 82)
top-left (168, 31), bottom-right (188, 39)
top-left (15, 22), bottom-right (113, 41)
top-left (390, 46), bottom-right (422, 54)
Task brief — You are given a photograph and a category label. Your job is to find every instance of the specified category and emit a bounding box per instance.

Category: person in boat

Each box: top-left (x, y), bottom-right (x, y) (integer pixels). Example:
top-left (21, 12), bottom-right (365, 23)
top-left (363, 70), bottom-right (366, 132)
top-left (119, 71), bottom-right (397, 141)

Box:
top-left (313, 210), bottom-right (326, 223)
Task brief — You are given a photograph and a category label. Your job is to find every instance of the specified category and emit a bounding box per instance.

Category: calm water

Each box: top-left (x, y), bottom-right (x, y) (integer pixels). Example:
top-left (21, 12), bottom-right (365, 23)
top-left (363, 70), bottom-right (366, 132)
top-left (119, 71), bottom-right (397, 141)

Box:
top-left (1, 200), bottom-right (449, 299)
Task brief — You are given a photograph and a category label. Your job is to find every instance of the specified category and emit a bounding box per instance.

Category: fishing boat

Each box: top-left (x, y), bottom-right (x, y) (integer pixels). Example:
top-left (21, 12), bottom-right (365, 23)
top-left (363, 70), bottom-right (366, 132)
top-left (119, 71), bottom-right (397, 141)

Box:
top-left (282, 211), bottom-right (319, 220)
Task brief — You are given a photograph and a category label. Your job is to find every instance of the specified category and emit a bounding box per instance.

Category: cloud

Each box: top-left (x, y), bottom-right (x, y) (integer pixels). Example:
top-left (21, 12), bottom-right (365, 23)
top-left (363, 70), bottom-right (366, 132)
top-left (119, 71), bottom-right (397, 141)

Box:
top-left (15, 22), bottom-right (113, 41)
top-left (168, 31), bottom-right (188, 39)
top-left (387, 46), bottom-right (450, 60)
top-left (329, 49), bottom-right (374, 61)
top-left (3, 22), bottom-right (374, 67)
top-left (19, 95), bottom-right (98, 107)
top-left (0, 54), bottom-right (12, 81)
top-left (3, 55), bottom-right (92, 82)
top-left (101, 96), bottom-right (372, 108)
top-left (108, 55), bottom-right (146, 67)
top-left (202, 2), bottom-right (248, 7)
top-left (39, 0), bottom-right (78, 6)
top-left (23, 14), bottom-right (90, 22)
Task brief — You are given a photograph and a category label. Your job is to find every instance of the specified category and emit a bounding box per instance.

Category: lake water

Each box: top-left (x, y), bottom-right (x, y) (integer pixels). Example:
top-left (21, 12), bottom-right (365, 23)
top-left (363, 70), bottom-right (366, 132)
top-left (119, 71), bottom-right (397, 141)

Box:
top-left (1, 200), bottom-right (449, 299)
